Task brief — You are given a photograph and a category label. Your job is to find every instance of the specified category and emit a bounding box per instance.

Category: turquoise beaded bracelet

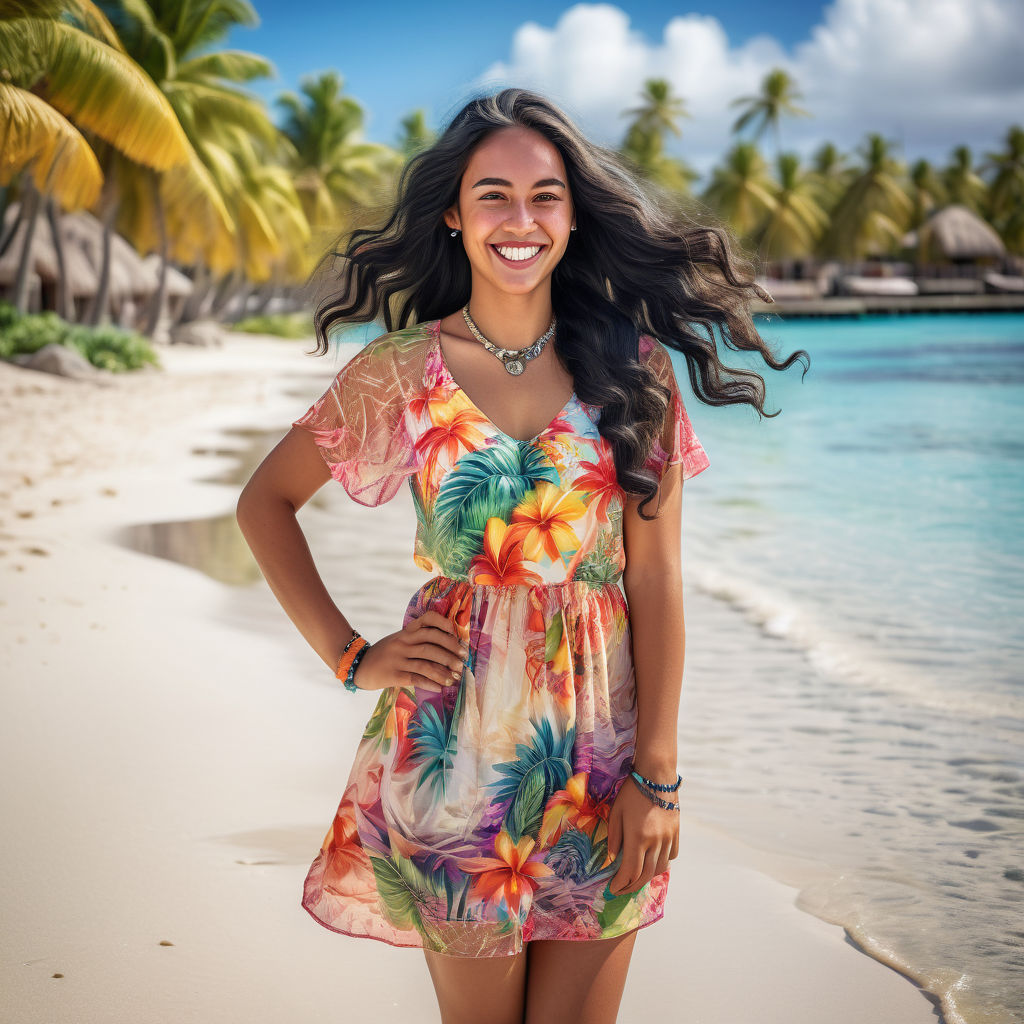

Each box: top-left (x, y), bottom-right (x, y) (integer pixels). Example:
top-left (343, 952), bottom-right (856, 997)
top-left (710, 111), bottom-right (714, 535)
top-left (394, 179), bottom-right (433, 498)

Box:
top-left (343, 642), bottom-right (370, 692)
top-left (629, 772), bottom-right (681, 810)
top-left (631, 769), bottom-right (682, 792)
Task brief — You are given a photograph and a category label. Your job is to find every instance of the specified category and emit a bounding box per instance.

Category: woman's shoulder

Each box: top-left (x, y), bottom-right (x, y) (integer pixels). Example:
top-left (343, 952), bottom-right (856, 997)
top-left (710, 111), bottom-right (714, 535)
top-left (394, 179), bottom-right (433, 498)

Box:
top-left (346, 319), bottom-right (436, 365)
top-left (333, 320), bottom-right (436, 394)
top-left (636, 332), bottom-right (676, 383)
top-left (637, 331), bottom-right (667, 360)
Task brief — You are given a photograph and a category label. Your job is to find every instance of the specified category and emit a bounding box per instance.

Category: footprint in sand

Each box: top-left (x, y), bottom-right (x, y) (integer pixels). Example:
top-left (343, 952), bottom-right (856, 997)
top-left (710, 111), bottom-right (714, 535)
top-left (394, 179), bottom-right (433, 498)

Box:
top-left (24, 546), bottom-right (49, 556)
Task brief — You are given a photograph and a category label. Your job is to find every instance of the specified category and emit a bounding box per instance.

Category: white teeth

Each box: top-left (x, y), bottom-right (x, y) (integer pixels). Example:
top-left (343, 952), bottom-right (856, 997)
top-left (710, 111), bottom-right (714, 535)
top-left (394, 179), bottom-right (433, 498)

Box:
top-left (495, 245), bottom-right (541, 261)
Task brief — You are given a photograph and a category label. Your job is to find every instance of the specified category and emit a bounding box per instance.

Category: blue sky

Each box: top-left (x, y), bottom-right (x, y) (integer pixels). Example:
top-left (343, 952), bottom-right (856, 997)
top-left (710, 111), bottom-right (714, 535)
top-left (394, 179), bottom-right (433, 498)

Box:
top-left (227, 1), bottom-right (1024, 183)
top-left (229, 1), bottom-right (827, 148)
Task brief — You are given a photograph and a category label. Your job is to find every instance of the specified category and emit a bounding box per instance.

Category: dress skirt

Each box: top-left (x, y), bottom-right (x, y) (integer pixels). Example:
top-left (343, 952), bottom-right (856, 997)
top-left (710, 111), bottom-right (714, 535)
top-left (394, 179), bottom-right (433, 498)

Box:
top-left (300, 575), bottom-right (670, 958)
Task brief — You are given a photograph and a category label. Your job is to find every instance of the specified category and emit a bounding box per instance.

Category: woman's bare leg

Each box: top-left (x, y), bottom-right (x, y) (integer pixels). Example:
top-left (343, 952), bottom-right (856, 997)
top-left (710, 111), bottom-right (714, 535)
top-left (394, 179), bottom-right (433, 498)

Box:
top-left (423, 947), bottom-right (529, 1024)
top-left (522, 929), bottom-right (639, 1024)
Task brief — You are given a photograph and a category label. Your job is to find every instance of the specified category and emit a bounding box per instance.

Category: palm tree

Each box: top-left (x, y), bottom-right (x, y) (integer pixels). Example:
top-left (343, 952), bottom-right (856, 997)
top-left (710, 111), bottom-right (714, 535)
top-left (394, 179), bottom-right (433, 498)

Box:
top-left (729, 67), bottom-right (812, 160)
top-left (619, 78), bottom-right (698, 194)
top-left (754, 152), bottom-right (830, 274)
top-left (0, 0), bottom-right (189, 314)
top-left (397, 109), bottom-right (435, 160)
top-left (277, 71), bottom-right (403, 250)
top-left (824, 132), bottom-right (914, 261)
top-left (941, 144), bottom-right (988, 216)
top-left (905, 159), bottom-right (947, 228)
top-left (700, 141), bottom-right (778, 242)
top-left (980, 124), bottom-right (1024, 254)
top-left (804, 142), bottom-right (854, 214)
top-left (95, 0), bottom-right (303, 331)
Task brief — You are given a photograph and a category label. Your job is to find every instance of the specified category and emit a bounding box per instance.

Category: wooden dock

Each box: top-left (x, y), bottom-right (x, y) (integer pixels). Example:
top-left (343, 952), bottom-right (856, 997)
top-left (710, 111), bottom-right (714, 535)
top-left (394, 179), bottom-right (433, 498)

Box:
top-left (750, 293), bottom-right (1024, 318)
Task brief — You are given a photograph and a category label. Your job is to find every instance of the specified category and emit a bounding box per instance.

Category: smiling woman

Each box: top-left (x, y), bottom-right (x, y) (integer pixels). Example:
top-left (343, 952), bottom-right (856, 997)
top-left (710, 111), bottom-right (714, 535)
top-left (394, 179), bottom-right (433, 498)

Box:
top-left (236, 86), bottom-right (807, 1024)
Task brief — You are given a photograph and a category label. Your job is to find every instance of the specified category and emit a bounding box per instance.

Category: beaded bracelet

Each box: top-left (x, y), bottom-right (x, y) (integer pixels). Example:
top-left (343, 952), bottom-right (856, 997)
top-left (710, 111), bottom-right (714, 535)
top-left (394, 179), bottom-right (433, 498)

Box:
top-left (344, 643), bottom-right (370, 692)
top-left (335, 629), bottom-right (371, 693)
top-left (629, 772), bottom-right (681, 810)
top-left (630, 769), bottom-right (683, 793)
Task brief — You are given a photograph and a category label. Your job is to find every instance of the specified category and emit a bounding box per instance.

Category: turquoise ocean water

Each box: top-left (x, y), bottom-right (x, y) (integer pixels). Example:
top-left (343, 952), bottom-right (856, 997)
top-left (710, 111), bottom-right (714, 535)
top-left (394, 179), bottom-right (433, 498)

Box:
top-left (676, 312), bottom-right (1024, 1024)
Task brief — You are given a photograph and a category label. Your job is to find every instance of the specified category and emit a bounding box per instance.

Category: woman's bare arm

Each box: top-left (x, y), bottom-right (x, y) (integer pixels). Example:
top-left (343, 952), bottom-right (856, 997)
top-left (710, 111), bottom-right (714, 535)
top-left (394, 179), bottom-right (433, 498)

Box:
top-left (620, 462), bottom-right (686, 782)
top-left (235, 426), bottom-right (353, 671)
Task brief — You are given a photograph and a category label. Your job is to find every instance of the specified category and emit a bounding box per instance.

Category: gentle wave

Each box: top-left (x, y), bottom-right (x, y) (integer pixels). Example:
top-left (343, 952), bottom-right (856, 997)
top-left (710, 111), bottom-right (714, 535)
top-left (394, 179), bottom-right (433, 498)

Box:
top-left (688, 558), bottom-right (1024, 723)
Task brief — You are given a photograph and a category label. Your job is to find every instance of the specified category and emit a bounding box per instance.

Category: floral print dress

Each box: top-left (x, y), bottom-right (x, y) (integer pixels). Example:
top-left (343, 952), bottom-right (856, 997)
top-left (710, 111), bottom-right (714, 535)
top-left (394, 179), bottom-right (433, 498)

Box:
top-left (291, 318), bottom-right (709, 958)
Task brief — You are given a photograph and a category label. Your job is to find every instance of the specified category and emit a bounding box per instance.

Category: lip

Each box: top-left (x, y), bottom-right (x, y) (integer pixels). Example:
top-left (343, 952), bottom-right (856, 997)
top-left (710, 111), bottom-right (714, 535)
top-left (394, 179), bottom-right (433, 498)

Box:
top-left (489, 243), bottom-right (546, 269)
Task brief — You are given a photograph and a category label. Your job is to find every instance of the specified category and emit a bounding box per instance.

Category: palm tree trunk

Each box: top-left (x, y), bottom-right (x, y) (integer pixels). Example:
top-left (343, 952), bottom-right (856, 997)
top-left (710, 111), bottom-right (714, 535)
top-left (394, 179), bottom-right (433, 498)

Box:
top-left (86, 155), bottom-right (118, 328)
top-left (210, 269), bottom-right (248, 318)
top-left (143, 169), bottom-right (169, 338)
top-left (0, 182), bottom-right (25, 259)
top-left (230, 281), bottom-right (255, 319)
top-left (46, 197), bottom-right (73, 320)
top-left (178, 263), bottom-right (212, 324)
top-left (11, 181), bottom-right (43, 314)
top-left (88, 206), bottom-right (116, 327)
top-left (208, 268), bottom-right (236, 316)
top-left (251, 281), bottom-right (277, 315)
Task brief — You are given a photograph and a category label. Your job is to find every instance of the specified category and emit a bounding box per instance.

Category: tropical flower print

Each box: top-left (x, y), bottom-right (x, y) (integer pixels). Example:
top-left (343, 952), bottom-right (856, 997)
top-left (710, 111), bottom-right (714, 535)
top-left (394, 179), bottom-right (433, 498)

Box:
top-left (291, 319), bottom-right (708, 957)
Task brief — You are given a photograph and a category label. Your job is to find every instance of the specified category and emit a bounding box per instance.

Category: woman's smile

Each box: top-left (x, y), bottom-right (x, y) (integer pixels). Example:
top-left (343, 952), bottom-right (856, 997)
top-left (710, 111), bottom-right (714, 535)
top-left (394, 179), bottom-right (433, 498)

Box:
top-left (489, 242), bottom-right (547, 268)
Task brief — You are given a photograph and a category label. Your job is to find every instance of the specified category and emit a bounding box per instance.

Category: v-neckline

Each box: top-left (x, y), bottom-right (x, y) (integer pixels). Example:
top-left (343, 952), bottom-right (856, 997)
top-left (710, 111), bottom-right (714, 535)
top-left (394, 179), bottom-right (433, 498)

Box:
top-left (429, 318), bottom-right (577, 445)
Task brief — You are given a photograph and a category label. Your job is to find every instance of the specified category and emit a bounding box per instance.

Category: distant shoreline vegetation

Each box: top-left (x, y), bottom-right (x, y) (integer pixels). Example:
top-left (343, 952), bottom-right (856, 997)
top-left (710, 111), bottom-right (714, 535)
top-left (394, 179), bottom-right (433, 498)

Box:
top-left (229, 312), bottom-right (314, 338)
top-left (0, 4), bottom-right (1021, 343)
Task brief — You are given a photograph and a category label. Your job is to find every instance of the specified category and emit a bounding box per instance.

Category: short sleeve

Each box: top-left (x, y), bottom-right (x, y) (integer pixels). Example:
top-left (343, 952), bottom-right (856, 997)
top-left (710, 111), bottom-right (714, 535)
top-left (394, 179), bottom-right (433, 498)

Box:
top-left (291, 333), bottom-right (424, 506)
top-left (638, 333), bottom-right (710, 484)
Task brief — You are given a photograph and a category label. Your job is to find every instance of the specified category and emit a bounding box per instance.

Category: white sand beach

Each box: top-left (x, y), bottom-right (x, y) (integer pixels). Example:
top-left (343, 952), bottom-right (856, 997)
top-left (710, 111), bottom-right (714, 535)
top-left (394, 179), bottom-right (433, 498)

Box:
top-left (0, 331), bottom-right (940, 1023)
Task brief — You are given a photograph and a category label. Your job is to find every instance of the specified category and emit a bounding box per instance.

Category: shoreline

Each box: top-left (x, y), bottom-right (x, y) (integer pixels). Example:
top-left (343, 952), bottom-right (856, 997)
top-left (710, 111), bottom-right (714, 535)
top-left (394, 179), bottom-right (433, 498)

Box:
top-left (0, 333), bottom-right (940, 1022)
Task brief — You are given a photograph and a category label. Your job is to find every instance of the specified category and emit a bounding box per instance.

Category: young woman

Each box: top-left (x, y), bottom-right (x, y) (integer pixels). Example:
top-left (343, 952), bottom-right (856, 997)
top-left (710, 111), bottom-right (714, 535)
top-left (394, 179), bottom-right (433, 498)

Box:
top-left (236, 88), bottom-right (807, 1024)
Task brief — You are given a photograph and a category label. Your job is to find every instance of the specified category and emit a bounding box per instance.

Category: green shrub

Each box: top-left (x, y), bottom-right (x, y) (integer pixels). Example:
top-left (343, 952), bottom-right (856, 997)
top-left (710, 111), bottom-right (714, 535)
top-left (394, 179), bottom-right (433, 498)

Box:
top-left (0, 305), bottom-right (161, 372)
top-left (0, 299), bottom-right (19, 332)
top-left (230, 311), bottom-right (312, 338)
top-left (64, 325), bottom-right (161, 371)
top-left (0, 310), bottom-right (66, 359)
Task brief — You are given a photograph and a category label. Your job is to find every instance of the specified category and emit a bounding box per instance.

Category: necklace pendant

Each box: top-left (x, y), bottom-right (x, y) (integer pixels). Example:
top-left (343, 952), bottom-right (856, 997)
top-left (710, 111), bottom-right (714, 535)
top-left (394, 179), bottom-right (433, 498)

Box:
top-left (505, 358), bottom-right (525, 375)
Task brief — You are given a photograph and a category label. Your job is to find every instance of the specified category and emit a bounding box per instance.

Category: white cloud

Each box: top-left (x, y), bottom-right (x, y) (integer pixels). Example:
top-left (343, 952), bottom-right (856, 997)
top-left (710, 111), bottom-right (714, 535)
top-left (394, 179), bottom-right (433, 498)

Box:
top-left (473, 0), bottom-right (1024, 183)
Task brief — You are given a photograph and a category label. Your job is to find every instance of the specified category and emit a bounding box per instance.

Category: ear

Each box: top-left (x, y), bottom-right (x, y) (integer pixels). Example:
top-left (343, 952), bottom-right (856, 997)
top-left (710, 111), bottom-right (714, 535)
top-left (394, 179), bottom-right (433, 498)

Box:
top-left (443, 206), bottom-right (460, 231)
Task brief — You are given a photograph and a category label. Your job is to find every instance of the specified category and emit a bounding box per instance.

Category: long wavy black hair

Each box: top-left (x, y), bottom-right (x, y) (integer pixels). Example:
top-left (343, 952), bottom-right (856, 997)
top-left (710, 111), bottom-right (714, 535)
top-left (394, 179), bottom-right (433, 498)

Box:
top-left (305, 87), bottom-right (809, 519)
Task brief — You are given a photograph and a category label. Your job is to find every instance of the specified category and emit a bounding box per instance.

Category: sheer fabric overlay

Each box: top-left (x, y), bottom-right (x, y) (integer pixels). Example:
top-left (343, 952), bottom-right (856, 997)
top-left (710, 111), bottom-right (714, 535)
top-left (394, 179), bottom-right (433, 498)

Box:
top-left (291, 320), bottom-right (709, 958)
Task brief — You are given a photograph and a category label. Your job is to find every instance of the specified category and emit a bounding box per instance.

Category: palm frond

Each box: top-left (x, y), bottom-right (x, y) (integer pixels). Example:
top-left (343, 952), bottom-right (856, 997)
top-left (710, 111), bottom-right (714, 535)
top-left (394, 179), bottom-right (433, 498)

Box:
top-left (0, 82), bottom-right (102, 205)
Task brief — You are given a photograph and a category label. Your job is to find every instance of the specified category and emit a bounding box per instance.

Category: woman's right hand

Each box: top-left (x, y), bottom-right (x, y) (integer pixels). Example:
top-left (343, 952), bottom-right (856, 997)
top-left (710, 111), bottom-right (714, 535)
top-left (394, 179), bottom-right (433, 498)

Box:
top-left (350, 611), bottom-right (469, 693)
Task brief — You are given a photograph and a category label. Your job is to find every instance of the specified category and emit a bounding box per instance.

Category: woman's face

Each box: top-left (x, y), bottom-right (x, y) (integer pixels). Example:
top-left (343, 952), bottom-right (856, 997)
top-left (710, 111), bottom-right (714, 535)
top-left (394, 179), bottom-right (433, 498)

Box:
top-left (444, 126), bottom-right (576, 297)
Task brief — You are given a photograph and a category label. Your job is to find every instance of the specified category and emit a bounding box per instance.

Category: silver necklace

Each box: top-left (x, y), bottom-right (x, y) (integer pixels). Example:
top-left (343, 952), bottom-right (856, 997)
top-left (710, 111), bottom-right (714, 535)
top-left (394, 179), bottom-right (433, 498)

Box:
top-left (461, 303), bottom-right (556, 376)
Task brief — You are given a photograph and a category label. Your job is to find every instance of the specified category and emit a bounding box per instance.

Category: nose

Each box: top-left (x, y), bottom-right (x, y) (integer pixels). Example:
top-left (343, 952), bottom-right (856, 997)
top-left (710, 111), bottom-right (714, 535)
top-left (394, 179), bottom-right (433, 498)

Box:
top-left (503, 200), bottom-right (535, 232)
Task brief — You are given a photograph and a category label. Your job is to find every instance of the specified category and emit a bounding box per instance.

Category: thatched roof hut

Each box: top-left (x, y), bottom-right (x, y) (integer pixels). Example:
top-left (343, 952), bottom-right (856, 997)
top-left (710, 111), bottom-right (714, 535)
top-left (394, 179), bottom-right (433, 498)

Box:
top-left (0, 203), bottom-right (99, 297)
top-left (59, 210), bottom-right (160, 299)
top-left (141, 254), bottom-right (193, 297)
top-left (0, 203), bottom-right (194, 320)
top-left (901, 204), bottom-right (1005, 260)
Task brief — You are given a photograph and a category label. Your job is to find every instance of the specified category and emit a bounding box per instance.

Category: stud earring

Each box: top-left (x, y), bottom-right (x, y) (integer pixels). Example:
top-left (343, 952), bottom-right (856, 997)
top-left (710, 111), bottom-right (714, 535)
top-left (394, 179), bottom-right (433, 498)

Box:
top-left (450, 229), bottom-right (459, 237)
top-left (570, 225), bottom-right (576, 231)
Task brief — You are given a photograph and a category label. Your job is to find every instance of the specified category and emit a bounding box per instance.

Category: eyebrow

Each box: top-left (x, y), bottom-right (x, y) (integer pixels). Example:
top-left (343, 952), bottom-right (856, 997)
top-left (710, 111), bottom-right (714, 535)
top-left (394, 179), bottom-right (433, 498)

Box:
top-left (471, 177), bottom-right (566, 189)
